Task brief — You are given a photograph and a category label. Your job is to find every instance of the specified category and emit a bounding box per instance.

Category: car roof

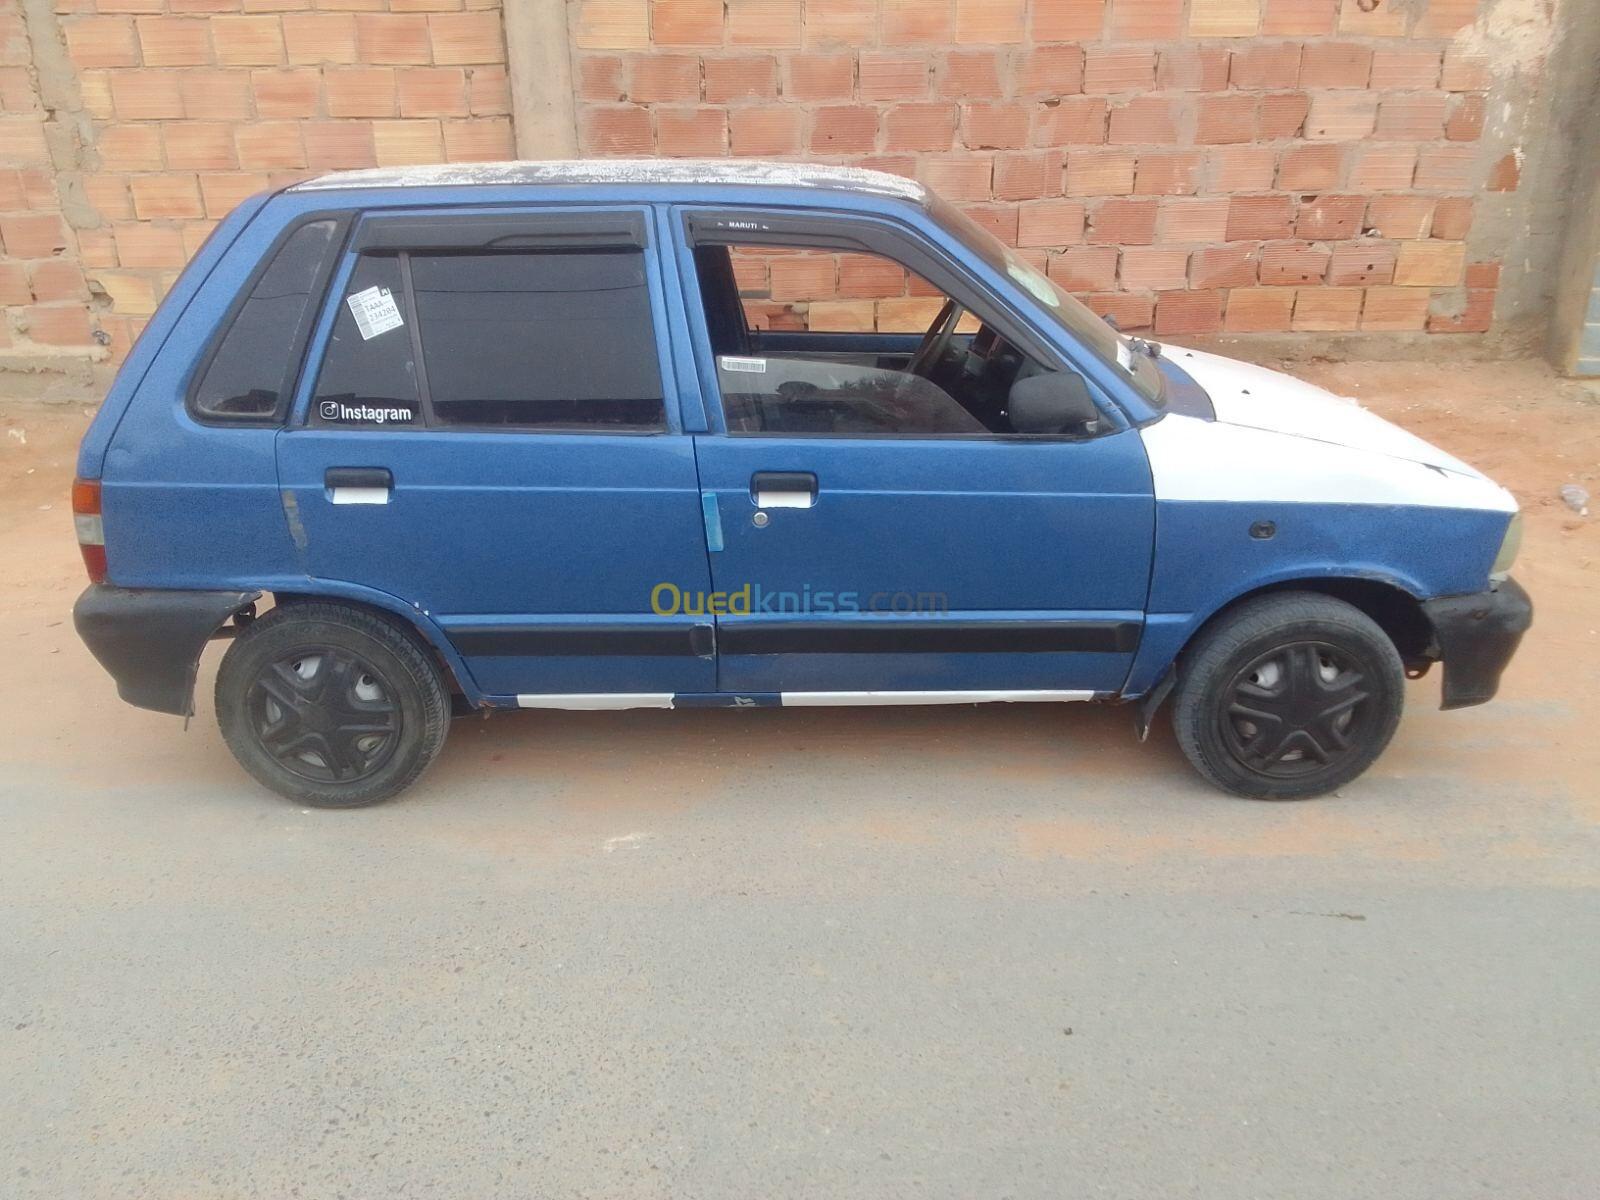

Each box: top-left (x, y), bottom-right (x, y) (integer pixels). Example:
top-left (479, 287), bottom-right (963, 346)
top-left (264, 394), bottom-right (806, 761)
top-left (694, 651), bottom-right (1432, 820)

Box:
top-left (288, 158), bottom-right (931, 207)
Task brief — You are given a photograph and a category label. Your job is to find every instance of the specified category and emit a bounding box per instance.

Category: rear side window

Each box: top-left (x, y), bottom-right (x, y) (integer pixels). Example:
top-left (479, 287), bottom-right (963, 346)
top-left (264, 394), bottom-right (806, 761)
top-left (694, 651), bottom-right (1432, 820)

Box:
top-left (310, 246), bottom-right (665, 432)
top-left (191, 218), bottom-right (341, 422)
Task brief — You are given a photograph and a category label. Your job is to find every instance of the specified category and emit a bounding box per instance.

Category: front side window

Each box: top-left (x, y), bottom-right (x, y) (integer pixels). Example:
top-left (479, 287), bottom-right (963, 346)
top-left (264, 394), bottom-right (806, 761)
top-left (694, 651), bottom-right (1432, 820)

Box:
top-left (309, 244), bottom-right (665, 432)
top-left (192, 218), bottom-right (340, 421)
top-left (694, 241), bottom-right (1083, 438)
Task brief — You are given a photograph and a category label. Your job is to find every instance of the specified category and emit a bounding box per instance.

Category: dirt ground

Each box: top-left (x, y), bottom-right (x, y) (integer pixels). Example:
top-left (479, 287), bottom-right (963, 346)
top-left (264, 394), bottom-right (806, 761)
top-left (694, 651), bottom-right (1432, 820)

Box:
top-left (1, 357), bottom-right (1597, 1199)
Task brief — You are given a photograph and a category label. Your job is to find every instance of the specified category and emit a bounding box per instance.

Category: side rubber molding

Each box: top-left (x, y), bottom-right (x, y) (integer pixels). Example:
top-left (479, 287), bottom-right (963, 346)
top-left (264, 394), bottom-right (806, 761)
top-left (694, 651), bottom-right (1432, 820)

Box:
top-left (74, 584), bottom-right (260, 716)
top-left (1421, 576), bottom-right (1532, 710)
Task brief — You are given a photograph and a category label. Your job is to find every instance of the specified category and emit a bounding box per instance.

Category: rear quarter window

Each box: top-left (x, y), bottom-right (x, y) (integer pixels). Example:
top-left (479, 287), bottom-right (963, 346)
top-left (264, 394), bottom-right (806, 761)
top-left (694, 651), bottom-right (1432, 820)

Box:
top-left (189, 217), bottom-right (343, 423)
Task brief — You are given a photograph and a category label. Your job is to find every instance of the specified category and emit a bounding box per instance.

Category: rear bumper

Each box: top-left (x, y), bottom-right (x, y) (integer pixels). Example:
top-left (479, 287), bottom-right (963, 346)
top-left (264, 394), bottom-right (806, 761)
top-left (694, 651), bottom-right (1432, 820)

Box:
top-left (1421, 577), bottom-right (1532, 710)
top-left (74, 585), bottom-right (258, 716)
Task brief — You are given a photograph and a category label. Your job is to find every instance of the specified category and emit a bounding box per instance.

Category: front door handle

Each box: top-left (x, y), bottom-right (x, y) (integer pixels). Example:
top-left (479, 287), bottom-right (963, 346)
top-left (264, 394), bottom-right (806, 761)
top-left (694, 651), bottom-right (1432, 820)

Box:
top-left (751, 471), bottom-right (817, 510)
top-left (325, 467), bottom-right (392, 505)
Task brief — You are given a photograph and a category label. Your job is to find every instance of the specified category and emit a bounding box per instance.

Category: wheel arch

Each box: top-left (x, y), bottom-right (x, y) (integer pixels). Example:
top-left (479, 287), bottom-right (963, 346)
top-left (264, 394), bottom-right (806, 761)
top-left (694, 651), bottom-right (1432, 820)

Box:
top-left (267, 586), bottom-right (485, 706)
top-left (1197, 576), bottom-right (1434, 671)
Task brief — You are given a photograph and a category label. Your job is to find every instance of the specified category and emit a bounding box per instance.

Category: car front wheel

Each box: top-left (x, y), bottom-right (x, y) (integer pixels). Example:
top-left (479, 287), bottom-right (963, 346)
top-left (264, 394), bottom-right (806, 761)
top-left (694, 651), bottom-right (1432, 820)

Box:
top-left (1171, 592), bottom-right (1405, 800)
top-left (215, 602), bottom-right (449, 807)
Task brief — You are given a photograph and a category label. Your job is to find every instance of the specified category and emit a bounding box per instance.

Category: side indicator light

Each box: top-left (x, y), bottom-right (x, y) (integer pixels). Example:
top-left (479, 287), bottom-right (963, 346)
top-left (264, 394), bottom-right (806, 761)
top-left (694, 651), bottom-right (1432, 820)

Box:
top-left (72, 477), bottom-right (107, 584)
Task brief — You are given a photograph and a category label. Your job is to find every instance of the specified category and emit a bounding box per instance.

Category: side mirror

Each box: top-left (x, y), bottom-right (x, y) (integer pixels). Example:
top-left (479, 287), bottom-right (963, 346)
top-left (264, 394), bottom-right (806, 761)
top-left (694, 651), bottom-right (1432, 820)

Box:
top-left (1008, 372), bottom-right (1100, 435)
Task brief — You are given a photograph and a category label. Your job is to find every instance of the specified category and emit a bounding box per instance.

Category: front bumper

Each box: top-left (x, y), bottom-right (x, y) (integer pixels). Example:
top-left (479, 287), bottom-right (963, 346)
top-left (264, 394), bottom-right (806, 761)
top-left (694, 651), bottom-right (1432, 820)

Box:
top-left (1421, 577), bottom-right (1532, 710)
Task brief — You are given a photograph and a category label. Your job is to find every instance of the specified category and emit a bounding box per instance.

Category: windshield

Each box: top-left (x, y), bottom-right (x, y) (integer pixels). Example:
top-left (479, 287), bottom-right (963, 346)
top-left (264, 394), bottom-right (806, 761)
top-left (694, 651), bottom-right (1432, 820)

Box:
top-left (931, 198), bottom-right (1166, 407)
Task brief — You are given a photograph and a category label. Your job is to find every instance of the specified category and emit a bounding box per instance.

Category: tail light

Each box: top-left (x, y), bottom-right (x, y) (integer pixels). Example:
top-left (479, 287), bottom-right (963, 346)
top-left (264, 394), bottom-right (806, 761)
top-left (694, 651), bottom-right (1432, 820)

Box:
top-left (72, 477), bottom-right (107, 584)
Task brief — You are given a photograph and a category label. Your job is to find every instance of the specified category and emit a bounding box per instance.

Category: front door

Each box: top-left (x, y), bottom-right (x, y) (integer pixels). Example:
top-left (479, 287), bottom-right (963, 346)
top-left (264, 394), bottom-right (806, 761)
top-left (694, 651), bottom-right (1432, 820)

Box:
top-left (276, 206), bottom-right (715, 703)
top-left (673, 207), bottom-right (1156, 698)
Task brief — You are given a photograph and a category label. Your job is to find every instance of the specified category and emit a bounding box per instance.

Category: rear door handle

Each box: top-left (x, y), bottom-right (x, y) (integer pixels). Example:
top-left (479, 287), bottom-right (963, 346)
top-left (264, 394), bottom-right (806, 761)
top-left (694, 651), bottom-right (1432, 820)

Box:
top-left (751, 471), bottom-right (817, 510)
top-left (325, 467), bottom-right (392, 505)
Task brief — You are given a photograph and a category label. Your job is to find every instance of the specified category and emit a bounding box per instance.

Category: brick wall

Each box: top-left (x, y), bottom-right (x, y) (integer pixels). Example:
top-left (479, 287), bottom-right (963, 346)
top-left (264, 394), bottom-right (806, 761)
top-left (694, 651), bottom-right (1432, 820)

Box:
top-left (1, 0), bottom-right (511, 369)
top-left (571, 0), bottom-right (1506, 339)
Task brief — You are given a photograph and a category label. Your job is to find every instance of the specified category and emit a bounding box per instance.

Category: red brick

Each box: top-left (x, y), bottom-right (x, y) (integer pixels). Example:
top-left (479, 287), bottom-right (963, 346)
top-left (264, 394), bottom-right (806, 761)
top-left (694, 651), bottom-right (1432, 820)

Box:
top-left (1196, 94), bottom-right (1256, 145)
top-left (1190, 244), bottom-right (1257, 289)
top-left (838, 252), bottom-right (909, 298)
top-left (1262, 0), bottom-right (1335, 35)
top-left (917, 156), bottom-right (993, 202)
top-left (1417, 0), bottom-right (1478, 36)
top-left (1032, 97), bottom-right (1107, 147)
top-left (884, 103), bottom-right (956, 153)
top-left (1465, 261), bottom-right (1500, 289)
top-left (582, 105), bottom-right (652, 153)
top-left (1207, 146), bottom-right (1276, 191)
top-left (179, 70), bottom-right (254, 119)
top-left (1048, 244), bottom-right (1118, 290)
top-left (1017, 46), bottom-right (1083, 98)
top-left (811, 105), bottom-right (877, 153)
top-left (703, 56), bottom-right (777, 103)
top-left (281, 13), bottom-right (358, 66)
top-left (803, 0), bottom-right (874, 47)
top-left (883, 0), bottom-right (950, 43)
top-left (63, 17), bottom-right (139, 69)
top-left (135, 16), bottom-right (212, 66)
top-left (935, 51), bottom-right (998, 99)
top-left (1064, 148), bottom-right (1133, 196)
top-left (1376, 93), bottom-right (1448, 141)
top-left (787, 53), bottom-right (853, 102)
top-left (1223, 286), bottom-right (1294, 331)
top-left (1156, 46), bottom-right (1229, 91)
top-left (110, 71), bottom-right (185, 119)
top-left (1087, 197), bottom-right (1156, 244)
top-left (0, 261), bottom-right (32, 304)
top-left (303, 121), bottom-right (376, 169)
top-left (1296, 194), bottom-right (1364, 240)
top-left (1486, 152), bottom-right (1520, 192)
top-left (963, 103), bottom-right (1030, 150)
top-left (1305, 92), bottom-right (1377, 140)
top-left (630, 53), bottom-right (700, 103)
top-left (729, 106), bottom-right (800, 155)
top-left (1016, 198), bottom-right (1084, 247)
top-left (1110, 0), bottom-right (1181, 38)
top-left (1328, 241), bottom-right (1396, 287)
top-left (1277, 143), bottom-right (1342, 190)
top-left (1158, 197), bottom-right (1229, 242)
top-left (1370, 46), bottom-right (1441, 90)
top-left (1414, 146), bottom-right (1475, 190)
top-left (962, 204), bottom-right (1018, 246)
top-left (1083, 47), bottom-right (1155, 93)
top-left (255, 68), bottom-right (322, 117)
top-left (165, 121), bottom-right (238, 169)
top-left (1031, 0), bottom-right (1106, 41)
top-left (1297, 41), bottom-right (1370, 88)
top-left (1293, 287), bottom-right (1361, 332)
top-left (1350, 145), bottom-right (1416, 191)
top-left (31, 261), bottom-right (88, 303)
top-left (0, 213), bottom-right (70, 258)
top-left (1227, 194), bottom-right (1294, 241)
top-left (1134, 151), bottom-right (1201, 196)
top-left (1440, 48), bottom-right (1490, 92)
top-left (657, 107), bottom-right (726, 154)
top-left (1258, 91), bottom-right (1309, 139)
top-left (1259, 240), bottom-right (1328, 285)
top-left (578, 55), bottom-right (625, 101)
top-left (1431, 196), bottom-right (1474, 241)
top-left (769, 253), bottom-right (835, 301)
top-left (954, 0), bottom-right (1026, 44)
top-left (1120, 246), bottom-right (1188, 292)
top-left (1155, 289), bottom-right (1223, 335)
top-left (326, 66), bottom-right (396, 117)
top-left (1445, 94), bottom-right (1485, 142)
top-left (1428, 289), bottom-right (1495, 334)
top-left (1231, 42), bottom-right (1301, 90)
top-left (429, 11), bottom-right (504, 65)
top-left (993, 151), bottom-right (1062, 201)
top-left (1364, 194), bottom-right (1433, 239)
top-left (24, 304), bottom-right (96, 346)
top-left (1360, 286), bottom-right (1429, 331)
top-left (1081, 291), bottom-right (1152, 329)
top-left (235, 120), bottom-right (305, 169)
top-left (858, 53), bottom-right (927, 102)
top-left (1108, 97), bottom-right (1177, 145)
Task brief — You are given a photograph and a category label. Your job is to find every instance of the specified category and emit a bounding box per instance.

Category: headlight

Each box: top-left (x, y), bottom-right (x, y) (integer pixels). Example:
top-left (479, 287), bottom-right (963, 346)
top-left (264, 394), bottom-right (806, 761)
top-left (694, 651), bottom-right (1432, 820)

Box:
top-left (1490, 512), bottom-right (1522, 581)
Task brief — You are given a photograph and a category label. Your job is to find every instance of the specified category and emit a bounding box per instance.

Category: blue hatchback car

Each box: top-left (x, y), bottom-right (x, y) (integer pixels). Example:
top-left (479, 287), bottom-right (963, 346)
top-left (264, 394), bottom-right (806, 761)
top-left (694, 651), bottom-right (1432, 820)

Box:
top-left (73, 161), bottom-right (1531, 807)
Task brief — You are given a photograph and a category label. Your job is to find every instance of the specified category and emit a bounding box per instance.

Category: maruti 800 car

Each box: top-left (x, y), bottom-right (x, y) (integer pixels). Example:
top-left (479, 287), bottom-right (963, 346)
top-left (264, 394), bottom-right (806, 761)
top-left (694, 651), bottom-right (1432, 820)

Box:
top-left (72, 161), bottom-right (1531, 808)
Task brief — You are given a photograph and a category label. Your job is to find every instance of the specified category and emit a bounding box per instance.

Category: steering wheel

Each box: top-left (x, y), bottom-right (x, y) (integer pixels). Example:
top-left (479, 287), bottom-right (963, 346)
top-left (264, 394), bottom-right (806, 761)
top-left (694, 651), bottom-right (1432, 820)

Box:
top-left (907, 299), bottom-right (965, 379)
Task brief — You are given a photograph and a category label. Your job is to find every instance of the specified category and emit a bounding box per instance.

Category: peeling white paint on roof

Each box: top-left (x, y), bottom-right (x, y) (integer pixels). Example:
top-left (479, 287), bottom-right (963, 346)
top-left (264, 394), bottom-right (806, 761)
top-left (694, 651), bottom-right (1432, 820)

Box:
top-left (291, 159), bottom-right (930, 203)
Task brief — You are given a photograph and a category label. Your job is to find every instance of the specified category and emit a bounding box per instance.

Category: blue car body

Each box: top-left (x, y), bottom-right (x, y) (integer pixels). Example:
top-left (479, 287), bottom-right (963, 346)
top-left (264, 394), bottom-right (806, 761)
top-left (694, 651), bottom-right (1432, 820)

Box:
top-left (73, 161), bottom-right (1528, 744)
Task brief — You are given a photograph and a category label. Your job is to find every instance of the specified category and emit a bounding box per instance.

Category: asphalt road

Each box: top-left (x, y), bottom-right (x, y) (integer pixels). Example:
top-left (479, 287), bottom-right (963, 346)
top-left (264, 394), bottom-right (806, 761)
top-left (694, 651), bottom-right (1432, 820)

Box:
top-left (4, 375), bottom-right (1599, 1198)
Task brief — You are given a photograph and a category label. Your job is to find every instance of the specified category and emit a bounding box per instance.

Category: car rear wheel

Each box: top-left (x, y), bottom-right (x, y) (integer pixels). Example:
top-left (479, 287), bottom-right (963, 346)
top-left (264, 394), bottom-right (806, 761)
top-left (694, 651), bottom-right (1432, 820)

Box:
top-left (1171, 592), bottom-right (1405, 800)
top-left (216, 602), bottom-right (449, 807)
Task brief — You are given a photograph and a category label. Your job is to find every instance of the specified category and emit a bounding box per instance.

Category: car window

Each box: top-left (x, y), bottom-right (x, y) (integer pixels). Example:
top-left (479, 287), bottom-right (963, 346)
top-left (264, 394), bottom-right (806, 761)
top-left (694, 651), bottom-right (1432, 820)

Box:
top-left (694, 241), bottom-right (1060, 438)
top-left (191, 218), bottom-right (340, 422)
top-left (413, 251), bottom-right (664, 429)
top-left (309, 247), bottom-right (666, 432)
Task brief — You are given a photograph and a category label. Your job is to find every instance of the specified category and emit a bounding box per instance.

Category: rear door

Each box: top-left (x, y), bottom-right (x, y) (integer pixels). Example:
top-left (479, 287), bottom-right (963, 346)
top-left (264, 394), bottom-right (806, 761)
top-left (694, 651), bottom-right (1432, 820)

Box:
top-left (276, 205), bottom-right (715, 704)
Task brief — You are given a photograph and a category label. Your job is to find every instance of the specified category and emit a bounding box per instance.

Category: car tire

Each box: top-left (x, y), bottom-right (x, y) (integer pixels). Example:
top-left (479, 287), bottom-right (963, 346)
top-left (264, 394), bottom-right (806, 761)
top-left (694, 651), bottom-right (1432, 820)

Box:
top-left (1171, 592), bottom-right (1405, 800)
top-left (215, 602), bottom-right (449, 807)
